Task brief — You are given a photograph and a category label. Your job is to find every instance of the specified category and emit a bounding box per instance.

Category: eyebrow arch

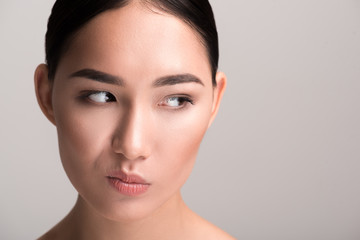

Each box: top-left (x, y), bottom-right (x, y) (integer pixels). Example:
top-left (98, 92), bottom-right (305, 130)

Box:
top-left (69, 69), bottom-right (125, 86)
top-left (152, 74), bottom-right (204, 87)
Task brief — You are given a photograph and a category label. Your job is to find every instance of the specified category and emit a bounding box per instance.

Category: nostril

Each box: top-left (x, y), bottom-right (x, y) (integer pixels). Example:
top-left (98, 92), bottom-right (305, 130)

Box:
top-left (111, 135), bottom-right (150, 161)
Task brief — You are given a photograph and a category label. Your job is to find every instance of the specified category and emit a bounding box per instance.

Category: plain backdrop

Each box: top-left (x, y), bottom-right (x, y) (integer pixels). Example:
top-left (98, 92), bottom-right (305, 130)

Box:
top-left (1, 0), bottom-right (360, 239)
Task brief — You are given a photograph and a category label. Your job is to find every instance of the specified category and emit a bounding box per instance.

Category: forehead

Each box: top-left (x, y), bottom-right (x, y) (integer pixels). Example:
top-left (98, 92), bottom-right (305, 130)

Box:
top-left (57, 2), bottom-right (212, 86)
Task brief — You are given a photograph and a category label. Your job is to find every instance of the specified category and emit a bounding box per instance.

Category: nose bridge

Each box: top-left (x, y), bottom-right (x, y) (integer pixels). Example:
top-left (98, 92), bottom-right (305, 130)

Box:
top-left (112, 101), bottom-right (151, 160)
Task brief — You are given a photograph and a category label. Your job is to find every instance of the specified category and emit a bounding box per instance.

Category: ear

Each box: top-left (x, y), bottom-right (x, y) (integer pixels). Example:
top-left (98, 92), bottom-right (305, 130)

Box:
top-left (208, 71), bottom-right (227, 128)
top-left (34, 64), bottom-right (56, 125)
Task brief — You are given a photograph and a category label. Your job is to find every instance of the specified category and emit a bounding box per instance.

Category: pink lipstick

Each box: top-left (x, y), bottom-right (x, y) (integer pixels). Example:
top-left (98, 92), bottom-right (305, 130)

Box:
top-left (107, 171), bottom-right (150, 196)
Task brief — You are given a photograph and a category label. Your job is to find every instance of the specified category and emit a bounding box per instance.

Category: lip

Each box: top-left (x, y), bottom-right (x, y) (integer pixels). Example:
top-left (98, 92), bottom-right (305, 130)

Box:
top-left (106, 171), bottom-right (150, 196)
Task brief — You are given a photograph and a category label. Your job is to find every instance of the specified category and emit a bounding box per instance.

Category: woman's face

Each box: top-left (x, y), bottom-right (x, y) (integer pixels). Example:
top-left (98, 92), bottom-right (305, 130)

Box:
top-left (37, 2), bottom-right (225, 221)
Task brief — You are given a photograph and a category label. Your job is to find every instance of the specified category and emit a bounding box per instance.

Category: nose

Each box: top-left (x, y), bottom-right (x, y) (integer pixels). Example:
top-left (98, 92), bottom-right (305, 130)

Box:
top-left (111, 104), bottom-right (151, 161)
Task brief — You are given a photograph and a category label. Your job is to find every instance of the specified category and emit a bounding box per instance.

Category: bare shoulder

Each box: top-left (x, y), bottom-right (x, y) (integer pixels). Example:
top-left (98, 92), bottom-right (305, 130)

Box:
top-left (198, 220), bottom-right (237, 240)
top-left (37, 224), bottom-right (76, 240)
top-left (37, 228), bottom-right (59, 240)
top-left (187, 211), bottom-right (236, 240)
top-left (36, 215), bottom-right (74, 240)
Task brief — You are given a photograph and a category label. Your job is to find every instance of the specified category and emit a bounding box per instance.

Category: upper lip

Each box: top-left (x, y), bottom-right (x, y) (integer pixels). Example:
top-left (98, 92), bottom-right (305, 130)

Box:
top-left (107, 170), bottom-right (150, 185)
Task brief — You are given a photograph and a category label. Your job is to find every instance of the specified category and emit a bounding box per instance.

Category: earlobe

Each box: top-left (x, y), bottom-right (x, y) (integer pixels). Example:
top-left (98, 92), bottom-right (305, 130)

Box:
top-left (208, 71), bottom-right (227, 128)
top-left (34, 64), bottom-right (56, 126)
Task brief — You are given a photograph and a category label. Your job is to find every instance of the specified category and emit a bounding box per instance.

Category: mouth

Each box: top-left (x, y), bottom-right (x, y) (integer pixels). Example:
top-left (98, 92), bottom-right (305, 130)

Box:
top-left (106, 171), bottom-right (150, 196)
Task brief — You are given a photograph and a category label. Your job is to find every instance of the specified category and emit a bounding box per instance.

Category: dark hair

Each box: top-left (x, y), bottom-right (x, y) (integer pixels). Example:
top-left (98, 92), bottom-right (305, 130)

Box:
top-left (45, 0), bottom-right (219, 85)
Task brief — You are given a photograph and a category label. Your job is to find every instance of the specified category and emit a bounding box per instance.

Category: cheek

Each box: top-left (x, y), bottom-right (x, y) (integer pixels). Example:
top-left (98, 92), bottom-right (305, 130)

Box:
top-left (54, 100), bottom-right (116, 189)
top-left (153, 105), bottom-right (212, 191)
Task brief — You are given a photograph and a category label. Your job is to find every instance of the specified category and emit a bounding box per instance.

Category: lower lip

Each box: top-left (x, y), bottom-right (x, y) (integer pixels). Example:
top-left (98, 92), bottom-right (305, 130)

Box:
top-left (107, 177), bottom-right (150, 196)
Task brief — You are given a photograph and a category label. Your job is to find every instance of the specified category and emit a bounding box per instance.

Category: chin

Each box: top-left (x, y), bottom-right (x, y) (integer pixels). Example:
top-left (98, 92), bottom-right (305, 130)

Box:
top-left (81, 193), bottom-right (166, 223)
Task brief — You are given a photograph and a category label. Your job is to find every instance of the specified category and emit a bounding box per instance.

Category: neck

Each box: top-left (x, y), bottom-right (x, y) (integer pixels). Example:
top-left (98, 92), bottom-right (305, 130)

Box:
top-left (62, 192), bottom-right (193, 240)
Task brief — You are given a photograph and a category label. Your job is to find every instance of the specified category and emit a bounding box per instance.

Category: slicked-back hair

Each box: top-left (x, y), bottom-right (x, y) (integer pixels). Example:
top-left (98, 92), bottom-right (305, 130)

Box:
top-left (45, 0), bottom-right (219, 85)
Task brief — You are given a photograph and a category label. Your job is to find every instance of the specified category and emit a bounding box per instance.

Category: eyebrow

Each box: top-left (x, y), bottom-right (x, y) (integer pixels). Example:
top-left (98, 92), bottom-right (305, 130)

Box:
top-left (152, 74), bottom-right (204, 87)
top-left (69, 69), bottom-right (125, 86)
top-left (69, 68), bottom-right (204, 87)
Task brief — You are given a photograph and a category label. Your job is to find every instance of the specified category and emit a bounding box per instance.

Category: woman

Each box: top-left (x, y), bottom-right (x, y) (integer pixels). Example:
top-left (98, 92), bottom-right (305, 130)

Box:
top-left (34, 0), bottom-right (233, 239)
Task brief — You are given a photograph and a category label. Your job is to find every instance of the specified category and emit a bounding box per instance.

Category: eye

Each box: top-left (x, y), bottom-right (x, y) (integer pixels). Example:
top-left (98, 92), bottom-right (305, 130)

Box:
top-left (159, 96), bottom-right (194, 109)
top-left (86, 91), bottom-right (116, 103)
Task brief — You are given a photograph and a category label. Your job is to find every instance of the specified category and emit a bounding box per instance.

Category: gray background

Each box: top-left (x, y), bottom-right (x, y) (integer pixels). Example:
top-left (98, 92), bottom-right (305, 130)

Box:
top-left (1, 0), bottom-right (359, 239)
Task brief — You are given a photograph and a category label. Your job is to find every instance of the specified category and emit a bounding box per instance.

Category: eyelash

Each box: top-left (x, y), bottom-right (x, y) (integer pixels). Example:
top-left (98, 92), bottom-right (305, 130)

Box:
top-left (79, 90), bottom-right (194, 110)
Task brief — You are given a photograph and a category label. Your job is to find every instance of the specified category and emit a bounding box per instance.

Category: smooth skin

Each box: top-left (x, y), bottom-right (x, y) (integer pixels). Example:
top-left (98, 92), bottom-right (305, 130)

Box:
top-left (35, 2), bottom-right (232, 240)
